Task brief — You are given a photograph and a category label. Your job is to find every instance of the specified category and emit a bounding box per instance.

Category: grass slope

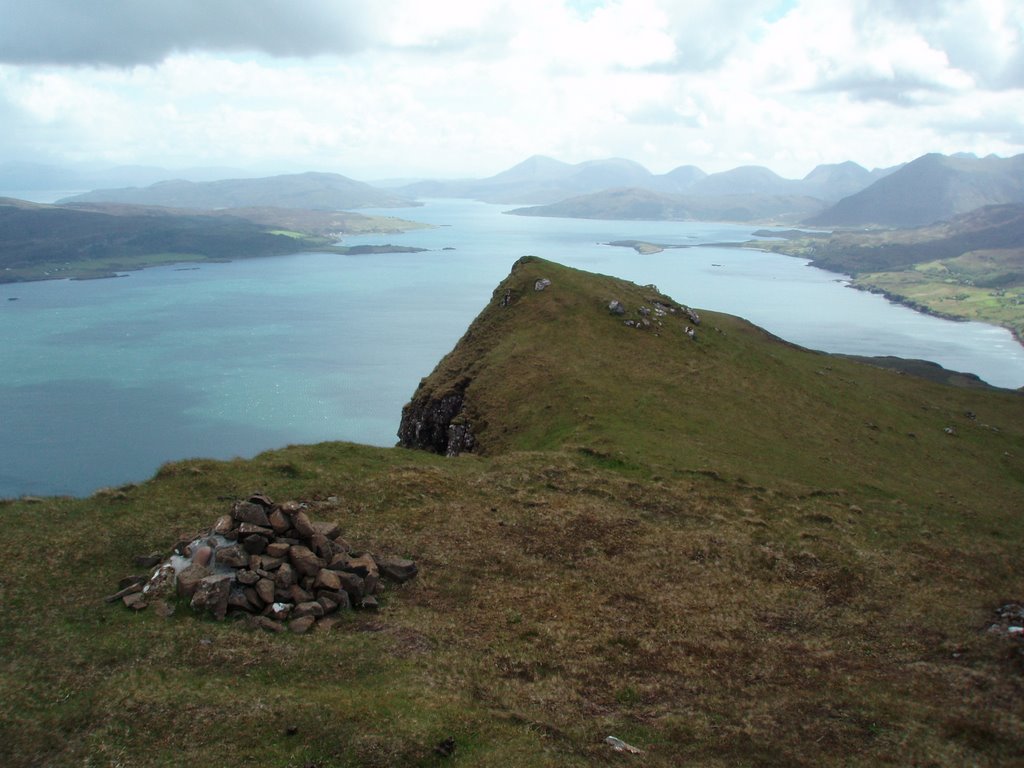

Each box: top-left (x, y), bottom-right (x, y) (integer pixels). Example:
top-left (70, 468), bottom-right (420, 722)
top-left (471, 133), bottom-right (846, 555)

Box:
top-left (2, 258), bottom-right (1023, 766)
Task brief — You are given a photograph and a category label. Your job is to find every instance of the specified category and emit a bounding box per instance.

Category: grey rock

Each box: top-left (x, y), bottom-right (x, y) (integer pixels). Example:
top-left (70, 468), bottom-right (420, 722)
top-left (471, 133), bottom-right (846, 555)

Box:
top-left (232, 501), bottom-right (270, 527)
top-left (293, 601), bottom-right (325, 619)
top-left (360, 595), bottom-right (380, 611)
top-left (274, 562), bottom-right (296, 589)
top-left (311, 520), bottom-right (341, 540)
top-left (214, 544), bottom-right (248, 569)
top-left (122, 592), bottom-right (148, 611)
top-left (190, 574), bottom-right (232, 620)
top-left (292, 511), bottom-right (316, 540)
top-left (375, 555), bottom-right (419, 583)
top-left (256, 578), bottom-right (276, 605)
top-left (175, 563), bottom-right (213, 599)
top-left (288, 545), bottom-right (322, 577)
top-left (289, 615), bottom-right (316, 634)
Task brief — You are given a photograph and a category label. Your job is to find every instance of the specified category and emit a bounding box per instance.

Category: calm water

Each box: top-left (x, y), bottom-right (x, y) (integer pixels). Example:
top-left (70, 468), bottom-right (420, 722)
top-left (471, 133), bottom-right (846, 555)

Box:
top-left (2, 198), bottom-right (1022, 498)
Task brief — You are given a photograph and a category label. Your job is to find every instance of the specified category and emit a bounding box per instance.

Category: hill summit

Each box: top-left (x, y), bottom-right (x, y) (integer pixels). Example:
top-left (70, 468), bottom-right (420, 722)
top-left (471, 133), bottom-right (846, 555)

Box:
top-left (398, 256), bottom-right (1021, 499)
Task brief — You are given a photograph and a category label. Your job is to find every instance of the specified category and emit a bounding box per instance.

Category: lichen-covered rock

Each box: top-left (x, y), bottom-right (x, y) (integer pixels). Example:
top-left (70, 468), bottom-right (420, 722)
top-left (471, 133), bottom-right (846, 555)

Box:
top-left (176, 563), bottom-right (212, 599)
top-left (190, 574), bottom-right (232, 620)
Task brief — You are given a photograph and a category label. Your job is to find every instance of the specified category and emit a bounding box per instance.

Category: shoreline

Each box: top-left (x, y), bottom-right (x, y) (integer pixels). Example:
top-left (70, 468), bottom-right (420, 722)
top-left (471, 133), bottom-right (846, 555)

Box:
top-left (740, 242), bottom-right (1024, 352)
top-left (0, 244), bottom-right (431, 286)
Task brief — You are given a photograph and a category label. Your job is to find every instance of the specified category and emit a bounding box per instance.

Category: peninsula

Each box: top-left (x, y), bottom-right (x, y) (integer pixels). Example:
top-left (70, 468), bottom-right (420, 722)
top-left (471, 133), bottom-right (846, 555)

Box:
top-left (0, 197), bottom-right (429, 282)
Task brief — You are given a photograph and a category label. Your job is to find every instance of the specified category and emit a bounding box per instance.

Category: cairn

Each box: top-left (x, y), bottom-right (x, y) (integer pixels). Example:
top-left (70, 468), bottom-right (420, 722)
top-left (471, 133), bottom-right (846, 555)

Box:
top-left (107, 494), bottom-right (418, 634)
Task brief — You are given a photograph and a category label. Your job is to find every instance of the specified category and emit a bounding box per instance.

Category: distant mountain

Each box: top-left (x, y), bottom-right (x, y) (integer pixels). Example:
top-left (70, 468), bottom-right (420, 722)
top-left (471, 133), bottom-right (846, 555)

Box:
top-left (59, 172), bottom-right (417, 211)
top-left (688, 165), bottom-right (798, 196)
top-left (395, 155), bottom-right (885, 206)
top-left (806, 153), bottom-right (1024, 228)
top-left (798, 161), bottom-right (898, 201)
top-left (649, 164), bottom-right (707, 193)
top-left (507, 187), bottom-right (826, 223)
top-left (486, 154), bottom-right (575, 185)
top-left (397, 156), bottom-right (661, 204)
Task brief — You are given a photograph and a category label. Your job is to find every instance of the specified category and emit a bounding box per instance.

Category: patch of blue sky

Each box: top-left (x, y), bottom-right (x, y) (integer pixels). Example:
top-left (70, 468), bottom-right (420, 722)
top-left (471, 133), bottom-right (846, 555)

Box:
top-left (764, 0), bottom-right (797, 23)
top-left (567, 0), bottom-right (606, 19)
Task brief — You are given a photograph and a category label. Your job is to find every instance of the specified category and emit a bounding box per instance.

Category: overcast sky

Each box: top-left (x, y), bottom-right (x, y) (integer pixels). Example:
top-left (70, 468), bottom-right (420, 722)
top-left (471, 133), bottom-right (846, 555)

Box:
top-left (0, 0), bottom-right (1021, 180)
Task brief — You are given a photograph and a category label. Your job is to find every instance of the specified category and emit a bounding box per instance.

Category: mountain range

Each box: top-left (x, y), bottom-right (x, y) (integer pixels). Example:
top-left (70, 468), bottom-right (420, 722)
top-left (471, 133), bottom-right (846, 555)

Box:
top-left (19, 151), bottom-right (1024, 230)
top-left (806, 152), bottom-right (1024, 228)
top-left (504, 153), bottom-right (1024, 228)
top-left (396, 154), bottom-right (895, 205)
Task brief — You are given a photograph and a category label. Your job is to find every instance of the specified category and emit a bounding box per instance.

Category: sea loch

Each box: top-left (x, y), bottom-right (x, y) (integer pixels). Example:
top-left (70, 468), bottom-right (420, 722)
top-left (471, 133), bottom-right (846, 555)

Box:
top-left (2, 198), bottom-right (1022, 498)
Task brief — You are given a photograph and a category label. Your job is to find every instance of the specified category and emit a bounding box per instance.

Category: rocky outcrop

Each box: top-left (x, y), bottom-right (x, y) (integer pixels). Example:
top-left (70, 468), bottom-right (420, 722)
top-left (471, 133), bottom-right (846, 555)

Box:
top-left (109, 494), bottom-right (418, 633)
top-left (397, 378), bottom-right (475, 456)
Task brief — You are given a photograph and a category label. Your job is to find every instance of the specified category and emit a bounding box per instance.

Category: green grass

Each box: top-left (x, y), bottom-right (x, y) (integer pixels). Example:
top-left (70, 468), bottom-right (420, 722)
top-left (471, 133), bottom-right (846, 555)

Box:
top-left (2, 258), bottom-right (1024, 766)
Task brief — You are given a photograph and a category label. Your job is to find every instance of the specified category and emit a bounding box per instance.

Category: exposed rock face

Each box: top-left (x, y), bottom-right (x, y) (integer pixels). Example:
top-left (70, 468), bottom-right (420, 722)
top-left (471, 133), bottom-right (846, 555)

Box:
top-left (397, 378), bottom-right (475, 456)
top-left (110, 494), bottom-right (418, 633)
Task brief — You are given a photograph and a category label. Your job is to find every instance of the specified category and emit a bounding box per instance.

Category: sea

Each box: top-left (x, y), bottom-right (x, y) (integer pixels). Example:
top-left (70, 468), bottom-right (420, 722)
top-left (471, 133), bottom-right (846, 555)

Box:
top-left (2, 197), bottom-right (1023, 499)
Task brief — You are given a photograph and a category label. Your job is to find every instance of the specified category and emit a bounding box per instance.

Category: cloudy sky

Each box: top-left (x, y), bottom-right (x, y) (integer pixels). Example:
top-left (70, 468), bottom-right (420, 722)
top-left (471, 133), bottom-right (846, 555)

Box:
top-left (0, 0), bottom-right (1021, 180)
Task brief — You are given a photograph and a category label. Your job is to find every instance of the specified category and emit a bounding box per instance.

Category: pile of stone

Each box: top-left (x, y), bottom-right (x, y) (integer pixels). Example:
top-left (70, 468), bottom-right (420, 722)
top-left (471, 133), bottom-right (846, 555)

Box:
top-left (107, 494), bottom-right (417, 634)
top-left (608, 296), bottom-right (701, 338)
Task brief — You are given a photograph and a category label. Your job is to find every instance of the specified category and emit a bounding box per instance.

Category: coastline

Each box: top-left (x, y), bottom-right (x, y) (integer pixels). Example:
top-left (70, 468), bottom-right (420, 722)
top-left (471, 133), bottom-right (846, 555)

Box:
top-left (0, 244), bottom-right (431, 285)
top-left (740, 242), bottom-right (1024, 351)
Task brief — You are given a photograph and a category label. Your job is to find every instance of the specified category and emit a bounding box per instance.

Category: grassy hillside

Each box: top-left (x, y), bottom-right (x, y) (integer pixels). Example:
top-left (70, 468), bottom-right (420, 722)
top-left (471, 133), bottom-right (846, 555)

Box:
top-left (2, 258), bottom-right (1023, 766)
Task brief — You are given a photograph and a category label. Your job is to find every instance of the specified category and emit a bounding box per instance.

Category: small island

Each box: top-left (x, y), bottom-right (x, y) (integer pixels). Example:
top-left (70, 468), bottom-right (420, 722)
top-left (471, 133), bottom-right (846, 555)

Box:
top-left (606, 239), bottom-right (692, 255)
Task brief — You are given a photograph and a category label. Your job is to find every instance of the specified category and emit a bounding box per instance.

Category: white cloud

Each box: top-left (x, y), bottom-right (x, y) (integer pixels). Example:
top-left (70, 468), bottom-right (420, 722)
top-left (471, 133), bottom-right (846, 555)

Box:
top-left (0, 0), bottom-right (1020, 180)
